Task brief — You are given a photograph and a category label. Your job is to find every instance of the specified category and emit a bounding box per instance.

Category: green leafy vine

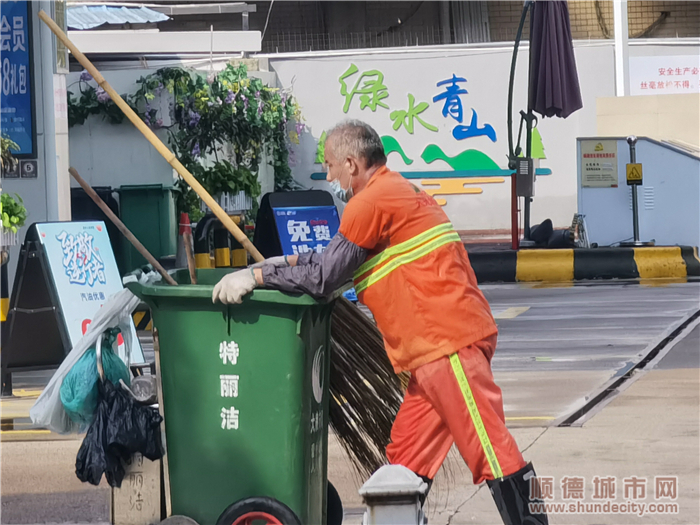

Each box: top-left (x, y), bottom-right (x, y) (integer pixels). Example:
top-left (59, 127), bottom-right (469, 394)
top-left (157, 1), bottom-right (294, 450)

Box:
top-left (68, 64), bottom-right (304, 220)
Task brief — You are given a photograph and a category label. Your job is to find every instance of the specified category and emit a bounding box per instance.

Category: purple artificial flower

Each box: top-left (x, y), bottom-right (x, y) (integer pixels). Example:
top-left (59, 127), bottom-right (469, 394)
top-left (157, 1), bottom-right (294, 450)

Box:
top-left (281, 92), bottom-right (288, 103)
top-left (96, 87), bottom-right (110, 103)
top-left (243, 96), bottom-right (249, 111)
top-left (225, 90), bottom-right (235, 104)
top-left (257, 103), bottom-right (263, 116)
top-left (255, 90), bottom-right (260, 99)
top-left (80, 70), bottom-right (92, 82)
top-left (295, 121), bottom-right (306, 135)
top-left (192, 143), bottom-right (201, 158)
top-left (188, 110), bottom-right (201, 127)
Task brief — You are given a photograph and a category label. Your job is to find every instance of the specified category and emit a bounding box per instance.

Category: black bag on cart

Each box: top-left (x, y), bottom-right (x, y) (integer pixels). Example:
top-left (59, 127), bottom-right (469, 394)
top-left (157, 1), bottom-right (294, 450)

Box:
top-left (76, 379), bottom-right (164, 488)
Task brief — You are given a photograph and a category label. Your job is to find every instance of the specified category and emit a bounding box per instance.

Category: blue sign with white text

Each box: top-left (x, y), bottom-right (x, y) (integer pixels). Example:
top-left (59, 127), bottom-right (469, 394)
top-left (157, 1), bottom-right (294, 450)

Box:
top-left (0, 0), bottom-right (34, 156)
top-left (273, 206), bottom-right (340, 257)
top-left (273, 205), bottom-right (357, 301)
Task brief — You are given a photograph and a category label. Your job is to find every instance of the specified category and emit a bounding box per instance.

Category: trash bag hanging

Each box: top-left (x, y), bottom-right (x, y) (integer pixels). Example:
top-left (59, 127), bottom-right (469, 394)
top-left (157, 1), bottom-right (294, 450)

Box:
top-left (76, 379), bottom-right (164, 488)
top-left (60, 328), bottom-right (131, 430)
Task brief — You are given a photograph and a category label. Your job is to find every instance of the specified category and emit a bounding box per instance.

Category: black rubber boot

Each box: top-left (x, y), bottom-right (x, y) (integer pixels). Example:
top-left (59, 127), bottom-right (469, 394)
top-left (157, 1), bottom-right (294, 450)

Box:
top-left (486, 463), bottom-right (549, 525)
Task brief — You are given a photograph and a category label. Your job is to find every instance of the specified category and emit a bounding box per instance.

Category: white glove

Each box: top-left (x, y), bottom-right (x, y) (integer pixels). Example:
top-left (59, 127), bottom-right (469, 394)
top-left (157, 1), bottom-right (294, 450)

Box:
top-left (212, 268), bottom-right (258, 304)
top-left (250, 255), bottom-right (289, 270)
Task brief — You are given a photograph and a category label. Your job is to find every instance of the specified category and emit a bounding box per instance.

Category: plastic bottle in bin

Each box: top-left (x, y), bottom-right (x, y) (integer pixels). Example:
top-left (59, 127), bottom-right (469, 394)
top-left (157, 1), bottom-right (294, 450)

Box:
top-left (176, 213), bottom-right (194, 268)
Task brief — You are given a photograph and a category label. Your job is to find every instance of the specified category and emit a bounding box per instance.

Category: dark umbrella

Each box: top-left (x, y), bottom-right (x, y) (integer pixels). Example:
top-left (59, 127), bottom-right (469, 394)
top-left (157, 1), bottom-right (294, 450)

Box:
top-left (528, 0), bottom-right (583, 119)
top-left (507, 0), bottom-right (583, 247)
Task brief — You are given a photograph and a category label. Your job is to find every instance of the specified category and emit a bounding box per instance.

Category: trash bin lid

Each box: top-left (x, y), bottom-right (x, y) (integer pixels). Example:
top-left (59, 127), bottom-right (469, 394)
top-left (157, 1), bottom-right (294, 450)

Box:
top-left (125, 269), bottom-right (324, 306)
top-left (119, 184), bottom-right (173, 191)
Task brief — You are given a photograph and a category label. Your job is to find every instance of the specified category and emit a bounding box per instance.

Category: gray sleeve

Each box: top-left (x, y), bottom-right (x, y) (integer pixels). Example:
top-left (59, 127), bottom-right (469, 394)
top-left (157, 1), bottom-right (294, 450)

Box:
top-left (296, 250), bottom-right (321, 266)
top-left (262, 233), bottom-right (368, 298)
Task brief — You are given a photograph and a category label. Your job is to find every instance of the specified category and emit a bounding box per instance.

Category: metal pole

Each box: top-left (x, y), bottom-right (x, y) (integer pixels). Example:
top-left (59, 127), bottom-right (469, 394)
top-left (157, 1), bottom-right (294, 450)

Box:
top-left (628, 136), bottom-right (640, 243)
top-left (507, 1), bottom-right (531, 251)
top-left (613, 0), bottom-right (630, 96)
top-left (523, 0), bottom-right (535, 242)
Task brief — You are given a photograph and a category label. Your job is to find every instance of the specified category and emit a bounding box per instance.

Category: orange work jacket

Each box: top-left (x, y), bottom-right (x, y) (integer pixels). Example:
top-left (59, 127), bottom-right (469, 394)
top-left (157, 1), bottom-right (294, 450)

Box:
top-left (339, 166), bottom-right (498, 372)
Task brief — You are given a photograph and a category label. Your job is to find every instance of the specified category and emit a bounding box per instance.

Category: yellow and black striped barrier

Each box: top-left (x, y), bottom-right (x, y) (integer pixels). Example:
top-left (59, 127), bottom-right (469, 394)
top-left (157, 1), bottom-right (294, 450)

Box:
top-left (469, 246), bottom-right (700, 283)
top-left (1, 261), bottom-right (8, 323)
top-left (132, 309), bottom-right (153, 331)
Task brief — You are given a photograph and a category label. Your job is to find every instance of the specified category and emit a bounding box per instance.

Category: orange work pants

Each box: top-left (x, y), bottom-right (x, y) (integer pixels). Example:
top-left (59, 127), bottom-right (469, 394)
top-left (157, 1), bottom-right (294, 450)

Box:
top-left (386, 335), bottom-right (526, 485)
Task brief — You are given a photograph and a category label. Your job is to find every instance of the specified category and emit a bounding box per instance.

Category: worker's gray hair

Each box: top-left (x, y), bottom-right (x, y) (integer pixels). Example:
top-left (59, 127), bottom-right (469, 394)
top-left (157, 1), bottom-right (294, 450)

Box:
top-left (326, 120), bottom-right (387, 168)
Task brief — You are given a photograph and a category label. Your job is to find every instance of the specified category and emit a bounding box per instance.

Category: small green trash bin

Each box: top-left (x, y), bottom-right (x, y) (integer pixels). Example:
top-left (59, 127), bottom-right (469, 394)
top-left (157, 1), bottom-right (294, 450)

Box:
top-left (119, 184), bottom-right (177, 273)
top-left (126, 269), bottom-right (333, 525)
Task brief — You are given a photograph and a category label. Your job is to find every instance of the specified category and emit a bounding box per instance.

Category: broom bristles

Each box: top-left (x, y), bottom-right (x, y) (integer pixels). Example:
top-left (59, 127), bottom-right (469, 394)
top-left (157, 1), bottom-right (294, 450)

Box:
top-left (329, 297), bottom-right (408, 479)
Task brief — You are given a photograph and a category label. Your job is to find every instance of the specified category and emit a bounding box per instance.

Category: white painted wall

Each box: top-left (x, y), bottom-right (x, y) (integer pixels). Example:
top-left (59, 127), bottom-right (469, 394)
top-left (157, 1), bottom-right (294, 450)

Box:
top-left (65, 41), bottom-right (699, 234)
top-left (68, 69), bottom-right (177, 190)
top-left (268, 42), bottom-right (616, 231)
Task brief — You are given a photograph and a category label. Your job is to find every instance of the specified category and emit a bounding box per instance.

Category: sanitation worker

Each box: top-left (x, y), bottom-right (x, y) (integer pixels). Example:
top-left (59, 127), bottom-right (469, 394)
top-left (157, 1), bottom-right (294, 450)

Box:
top-left (212, 120), bottom-right (548, 525)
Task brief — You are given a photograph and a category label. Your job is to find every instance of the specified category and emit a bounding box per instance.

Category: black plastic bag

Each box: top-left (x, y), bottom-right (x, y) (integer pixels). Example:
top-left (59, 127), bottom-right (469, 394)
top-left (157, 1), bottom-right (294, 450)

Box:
top-left (76, 379), bottom-right (164, 488)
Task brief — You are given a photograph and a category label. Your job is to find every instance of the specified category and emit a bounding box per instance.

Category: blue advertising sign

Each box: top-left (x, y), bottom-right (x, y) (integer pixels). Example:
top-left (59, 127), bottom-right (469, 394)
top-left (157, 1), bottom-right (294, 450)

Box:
top-left (35, 221), bottom-right (145, 364)
top-left (0, 0), bottom-right (34, 156)
top-left (273, 205), bottom-right (357, 301)
top-left (273, 206), bottom-right (340, 256)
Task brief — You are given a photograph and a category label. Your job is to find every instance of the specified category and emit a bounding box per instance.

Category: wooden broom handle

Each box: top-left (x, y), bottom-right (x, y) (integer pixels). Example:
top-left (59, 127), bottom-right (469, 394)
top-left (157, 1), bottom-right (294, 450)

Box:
top-left (39, 10), bottom-right (264, 263)
top-left (69, 168), bottom-right (178, 286)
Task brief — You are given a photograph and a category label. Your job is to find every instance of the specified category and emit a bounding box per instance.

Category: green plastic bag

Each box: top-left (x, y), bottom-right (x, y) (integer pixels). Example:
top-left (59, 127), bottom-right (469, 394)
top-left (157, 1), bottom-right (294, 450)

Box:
top-left (60, 328), bottom-right (131, 430)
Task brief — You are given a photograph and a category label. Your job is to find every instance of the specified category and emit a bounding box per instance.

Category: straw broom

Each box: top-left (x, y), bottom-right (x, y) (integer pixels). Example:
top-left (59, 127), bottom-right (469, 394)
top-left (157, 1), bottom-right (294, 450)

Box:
top-left (330, 298), bottom-right (409, 478)
top-left (40, 12), bottom-right (404, 478)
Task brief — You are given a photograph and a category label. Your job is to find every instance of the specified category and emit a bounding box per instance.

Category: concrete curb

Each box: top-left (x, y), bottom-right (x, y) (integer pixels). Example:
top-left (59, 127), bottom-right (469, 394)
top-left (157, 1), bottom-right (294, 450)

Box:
top-left (468, 246), bottom-right (700, 283)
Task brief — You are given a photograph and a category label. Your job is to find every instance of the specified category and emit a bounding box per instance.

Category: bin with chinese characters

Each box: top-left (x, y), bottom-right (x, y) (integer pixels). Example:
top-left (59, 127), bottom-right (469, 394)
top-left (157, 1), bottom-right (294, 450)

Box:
top-left (126, 268), bottom-right (333, 525)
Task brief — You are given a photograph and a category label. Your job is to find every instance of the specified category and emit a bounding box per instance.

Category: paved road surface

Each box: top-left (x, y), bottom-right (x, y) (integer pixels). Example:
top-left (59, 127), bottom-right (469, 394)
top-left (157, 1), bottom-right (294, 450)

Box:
top-left (1, 280), bottom-right (698, 523)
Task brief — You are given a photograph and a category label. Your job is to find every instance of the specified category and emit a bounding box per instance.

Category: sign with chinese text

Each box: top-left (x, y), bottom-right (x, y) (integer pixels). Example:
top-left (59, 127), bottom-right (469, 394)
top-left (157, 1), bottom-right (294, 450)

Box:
top-left (273, 206), bottom-right (339, 256)
top-left (111, 453), bottom-right (161, 524)
top-left (630, 55), bottom-right (700, 96)
top-left (0, 0), bottom-right (34, 156)
top-left (35, 221), bottom-right (144, 363)
top-left (271, 49), bottom-right (563, 225)
top-left (580, 140), bottom-right (618, 188)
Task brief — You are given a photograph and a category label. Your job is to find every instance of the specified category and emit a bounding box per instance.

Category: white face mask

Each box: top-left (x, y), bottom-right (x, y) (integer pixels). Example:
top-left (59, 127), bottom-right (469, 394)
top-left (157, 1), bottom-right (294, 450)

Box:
top-left (329, 178), bottom-right (352, 203)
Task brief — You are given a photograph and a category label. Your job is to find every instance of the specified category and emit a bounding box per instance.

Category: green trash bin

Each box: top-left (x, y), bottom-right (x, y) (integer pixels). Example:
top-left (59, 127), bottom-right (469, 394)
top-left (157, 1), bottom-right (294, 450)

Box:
top-left (126, 269), bottom-right (333, 525)
top-left (119, 184), bottom-right (177, 273)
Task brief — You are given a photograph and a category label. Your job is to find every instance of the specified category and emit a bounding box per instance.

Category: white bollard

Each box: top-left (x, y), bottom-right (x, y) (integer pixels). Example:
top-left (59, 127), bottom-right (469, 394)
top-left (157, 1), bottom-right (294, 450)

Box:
top-left (359, 465), bottom-right (428, 525)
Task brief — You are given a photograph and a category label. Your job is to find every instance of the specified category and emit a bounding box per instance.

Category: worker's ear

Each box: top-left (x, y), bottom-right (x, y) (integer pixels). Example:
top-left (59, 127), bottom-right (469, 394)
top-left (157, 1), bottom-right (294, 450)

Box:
top-left (346, 156), bottom-right (360, 177)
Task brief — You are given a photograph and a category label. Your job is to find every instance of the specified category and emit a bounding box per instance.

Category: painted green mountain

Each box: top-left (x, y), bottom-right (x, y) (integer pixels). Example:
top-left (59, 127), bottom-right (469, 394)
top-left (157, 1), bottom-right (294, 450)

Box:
top-left (421, 144), bottom-right (500, 171)
top-left (315, 131), bottom-right (327, 164)
top-left (381, 136), bottom-right (414, 165)
top-left (517, 127), bottom-right (546, 159)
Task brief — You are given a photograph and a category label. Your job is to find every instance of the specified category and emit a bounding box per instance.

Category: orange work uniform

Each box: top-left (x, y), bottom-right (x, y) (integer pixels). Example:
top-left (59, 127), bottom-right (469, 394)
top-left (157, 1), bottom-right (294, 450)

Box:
top-left (339, 166), bottom-right (526, 484)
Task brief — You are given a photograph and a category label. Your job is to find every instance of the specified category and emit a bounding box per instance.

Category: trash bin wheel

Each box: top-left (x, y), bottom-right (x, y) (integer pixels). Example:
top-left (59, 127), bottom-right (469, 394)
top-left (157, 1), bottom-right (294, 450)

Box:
top-left (327, 481), bottom-right (343, 525)
top-left (216, 497), bottom-right (301, 525)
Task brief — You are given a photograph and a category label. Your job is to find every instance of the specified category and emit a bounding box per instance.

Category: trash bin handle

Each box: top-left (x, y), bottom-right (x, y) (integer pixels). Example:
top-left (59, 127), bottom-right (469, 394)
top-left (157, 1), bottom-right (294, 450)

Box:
top-left (95, 332), bottom-right (106, 383)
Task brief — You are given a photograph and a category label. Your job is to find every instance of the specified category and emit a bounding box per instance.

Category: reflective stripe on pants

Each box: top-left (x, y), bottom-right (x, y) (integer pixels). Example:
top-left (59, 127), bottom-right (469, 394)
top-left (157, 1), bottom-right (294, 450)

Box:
top-left (386, 335), bottom-right (526, 484)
